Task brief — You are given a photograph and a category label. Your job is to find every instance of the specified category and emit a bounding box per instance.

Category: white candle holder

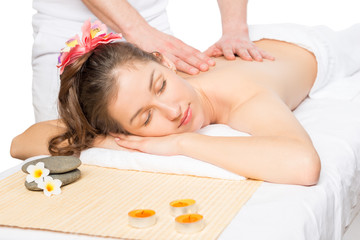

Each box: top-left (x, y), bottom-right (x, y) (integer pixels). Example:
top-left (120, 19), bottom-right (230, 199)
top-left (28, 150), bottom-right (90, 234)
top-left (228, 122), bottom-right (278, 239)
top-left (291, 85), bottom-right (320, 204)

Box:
top-left (175, 213), bottom-right (205, 234)
top-left (169, 199), bottom-right (198, 217)
top-left (128, 209), bottom-right (157, 228)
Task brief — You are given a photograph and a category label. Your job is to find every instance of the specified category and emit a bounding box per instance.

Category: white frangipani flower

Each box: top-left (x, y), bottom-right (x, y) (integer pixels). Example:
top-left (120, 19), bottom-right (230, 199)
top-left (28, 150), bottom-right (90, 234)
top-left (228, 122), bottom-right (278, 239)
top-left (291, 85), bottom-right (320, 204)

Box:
top-left (37, 176), bottom-right (62, 197)
top-left (26, 162), bottom-right (50, 184)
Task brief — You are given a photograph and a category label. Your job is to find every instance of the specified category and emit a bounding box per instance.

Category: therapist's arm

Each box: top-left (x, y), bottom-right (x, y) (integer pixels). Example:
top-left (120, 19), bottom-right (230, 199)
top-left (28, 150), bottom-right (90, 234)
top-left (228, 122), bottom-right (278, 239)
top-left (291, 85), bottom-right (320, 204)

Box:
top-left (205, 0), bottom-right (274, 61)
top-left (81, 0), bottom-right (215, 74)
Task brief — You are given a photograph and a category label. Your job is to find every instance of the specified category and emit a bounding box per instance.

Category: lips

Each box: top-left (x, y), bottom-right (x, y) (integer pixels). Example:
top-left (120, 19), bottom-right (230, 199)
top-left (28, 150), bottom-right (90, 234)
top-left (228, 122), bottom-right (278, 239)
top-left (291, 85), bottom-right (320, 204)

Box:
top-left (179, 104), bottom-right (192, 127)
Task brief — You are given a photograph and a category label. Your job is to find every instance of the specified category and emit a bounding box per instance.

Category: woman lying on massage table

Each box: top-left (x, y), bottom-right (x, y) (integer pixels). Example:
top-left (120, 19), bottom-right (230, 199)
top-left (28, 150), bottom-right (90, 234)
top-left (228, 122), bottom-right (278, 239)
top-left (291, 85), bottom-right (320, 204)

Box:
top-left (11, 21), bottom-right (323, 186)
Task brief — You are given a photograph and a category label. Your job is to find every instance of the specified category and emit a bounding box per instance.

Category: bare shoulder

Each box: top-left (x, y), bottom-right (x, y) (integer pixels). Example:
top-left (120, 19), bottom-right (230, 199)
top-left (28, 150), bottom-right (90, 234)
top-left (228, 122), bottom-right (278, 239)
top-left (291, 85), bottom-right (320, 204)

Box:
top-left (227, 89), bottom-right (311, 141)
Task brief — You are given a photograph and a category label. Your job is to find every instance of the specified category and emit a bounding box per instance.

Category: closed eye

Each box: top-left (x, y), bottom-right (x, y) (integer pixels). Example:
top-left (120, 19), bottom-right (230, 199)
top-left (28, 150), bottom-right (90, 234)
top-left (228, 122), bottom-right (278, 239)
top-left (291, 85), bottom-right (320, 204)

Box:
top-left (143, 79), bottom-right (166, 126)
top-left (144, 109), bottom-right (152, 126)
top-left (158, 80), bottom-right (167, 94)
top-left (143, 79), bottom-right (166, 127)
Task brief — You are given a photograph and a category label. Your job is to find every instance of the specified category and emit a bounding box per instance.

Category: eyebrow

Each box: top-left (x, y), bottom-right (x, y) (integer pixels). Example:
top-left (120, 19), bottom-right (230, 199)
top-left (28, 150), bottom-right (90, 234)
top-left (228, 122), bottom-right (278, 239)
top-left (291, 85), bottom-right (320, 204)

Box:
top-left (129, 69), bottom-right (155, 125)
top-left (148, 69), bottom-right (155, 91)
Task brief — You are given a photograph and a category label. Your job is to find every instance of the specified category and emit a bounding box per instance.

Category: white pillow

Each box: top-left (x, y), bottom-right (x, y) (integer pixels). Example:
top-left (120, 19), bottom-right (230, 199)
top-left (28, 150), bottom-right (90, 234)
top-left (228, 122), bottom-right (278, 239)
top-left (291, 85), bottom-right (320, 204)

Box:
top-left (80, 124), bottom-right (248, 180)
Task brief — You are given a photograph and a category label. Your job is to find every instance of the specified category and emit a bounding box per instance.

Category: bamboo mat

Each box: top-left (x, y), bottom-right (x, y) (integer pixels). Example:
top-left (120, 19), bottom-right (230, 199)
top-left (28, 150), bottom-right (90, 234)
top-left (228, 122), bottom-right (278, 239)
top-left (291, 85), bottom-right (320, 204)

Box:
top-left (0, 164), bottom-right (262, 240)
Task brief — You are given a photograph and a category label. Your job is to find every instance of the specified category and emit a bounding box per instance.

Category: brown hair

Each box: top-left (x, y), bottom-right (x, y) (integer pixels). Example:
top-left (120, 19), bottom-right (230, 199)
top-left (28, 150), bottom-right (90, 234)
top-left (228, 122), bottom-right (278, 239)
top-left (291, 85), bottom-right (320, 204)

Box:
top-left (49, 42), bottom-right (160, 156)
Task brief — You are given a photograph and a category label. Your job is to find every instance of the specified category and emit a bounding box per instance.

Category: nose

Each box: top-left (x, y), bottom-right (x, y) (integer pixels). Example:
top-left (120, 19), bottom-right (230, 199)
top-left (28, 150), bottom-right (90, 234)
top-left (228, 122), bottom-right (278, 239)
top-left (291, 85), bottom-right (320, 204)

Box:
top-left (157, 102), bottom-right (181, 121)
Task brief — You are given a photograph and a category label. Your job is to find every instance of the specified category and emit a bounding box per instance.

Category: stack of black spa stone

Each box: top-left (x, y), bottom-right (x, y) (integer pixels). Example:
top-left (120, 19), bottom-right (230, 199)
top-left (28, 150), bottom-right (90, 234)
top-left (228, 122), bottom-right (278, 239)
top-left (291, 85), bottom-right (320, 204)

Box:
top-left (22, 156), bottom-right (82, 191)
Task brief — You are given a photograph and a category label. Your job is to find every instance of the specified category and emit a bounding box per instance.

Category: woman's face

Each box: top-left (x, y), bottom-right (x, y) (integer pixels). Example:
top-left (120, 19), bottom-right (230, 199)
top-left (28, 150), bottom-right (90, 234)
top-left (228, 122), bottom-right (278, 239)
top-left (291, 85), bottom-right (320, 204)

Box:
top-left (108, 61), bottom-right (206, 137)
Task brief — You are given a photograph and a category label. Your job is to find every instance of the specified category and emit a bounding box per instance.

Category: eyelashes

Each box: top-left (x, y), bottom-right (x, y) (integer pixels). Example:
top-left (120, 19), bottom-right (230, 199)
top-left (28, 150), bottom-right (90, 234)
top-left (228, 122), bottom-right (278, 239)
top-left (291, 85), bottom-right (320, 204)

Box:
top-left (144, 109), bottom-right (152, 126)
top-left (144, 79), bottom-right (167, 126)
top-left (158, 79), bottom-right (167, 94)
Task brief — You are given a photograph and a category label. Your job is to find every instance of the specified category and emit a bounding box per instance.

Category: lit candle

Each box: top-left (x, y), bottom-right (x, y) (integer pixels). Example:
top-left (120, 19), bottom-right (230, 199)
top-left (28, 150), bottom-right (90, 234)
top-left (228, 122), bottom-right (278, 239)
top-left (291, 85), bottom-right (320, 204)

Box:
top-left (175, 213), bottom-right (205, 234)
top-left (128, 209), bottom-right (157, 228)
top-left (169, 199), bottom-right (198, 217)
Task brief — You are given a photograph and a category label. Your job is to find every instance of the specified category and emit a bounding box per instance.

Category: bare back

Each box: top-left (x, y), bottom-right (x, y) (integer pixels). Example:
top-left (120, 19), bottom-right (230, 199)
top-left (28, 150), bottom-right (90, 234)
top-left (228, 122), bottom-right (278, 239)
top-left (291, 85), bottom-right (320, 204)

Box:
top-left (180, 39), bottom-right (318, 111)
top-left (179, 39), bottom-right (318, 137)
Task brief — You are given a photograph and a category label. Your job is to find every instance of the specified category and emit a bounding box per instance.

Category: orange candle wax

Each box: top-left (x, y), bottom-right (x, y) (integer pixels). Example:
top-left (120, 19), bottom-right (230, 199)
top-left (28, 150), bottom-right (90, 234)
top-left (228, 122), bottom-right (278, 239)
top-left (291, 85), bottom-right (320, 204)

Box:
top-left (175, 213), bottom-right (204, 234)
top-left (128, 209), bottom-right (156, 228)
top-left (169, 199), bottom-right (197, 216)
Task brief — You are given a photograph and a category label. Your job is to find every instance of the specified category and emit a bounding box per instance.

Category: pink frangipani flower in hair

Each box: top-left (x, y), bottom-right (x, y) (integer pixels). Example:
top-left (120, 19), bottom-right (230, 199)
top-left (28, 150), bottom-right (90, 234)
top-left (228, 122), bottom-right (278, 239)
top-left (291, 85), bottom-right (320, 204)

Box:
top-left (57, 19), bottom-right (122, 74)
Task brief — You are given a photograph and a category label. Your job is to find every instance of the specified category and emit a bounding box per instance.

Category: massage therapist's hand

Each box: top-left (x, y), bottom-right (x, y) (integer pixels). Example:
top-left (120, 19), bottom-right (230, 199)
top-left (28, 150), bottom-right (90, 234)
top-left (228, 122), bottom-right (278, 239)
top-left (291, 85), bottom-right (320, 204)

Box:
top-left (113, 133), bottom-right (191, 156)
top-left (82, 0), bottom-right (214, 75)
top-left (204, 30), bottom-right (275, 62)
top-left (208, 0), bottom-right (274, 62)
top-left (126, 26), bottom-right (215, 75)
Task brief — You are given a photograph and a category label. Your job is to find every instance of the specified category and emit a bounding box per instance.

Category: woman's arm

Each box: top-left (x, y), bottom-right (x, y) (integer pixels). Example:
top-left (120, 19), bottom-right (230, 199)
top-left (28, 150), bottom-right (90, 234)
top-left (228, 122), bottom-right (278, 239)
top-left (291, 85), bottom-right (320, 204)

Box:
top-left (114, 90), bottom-right (320, 185)
top-left (10, 120), bottom-right (66, 160)
top-left (10, 120), bottom-right (133, 160)
top-left (186, 91), bottom-right (320, 185)
top-left (179, 134), bottom-right (320, 186)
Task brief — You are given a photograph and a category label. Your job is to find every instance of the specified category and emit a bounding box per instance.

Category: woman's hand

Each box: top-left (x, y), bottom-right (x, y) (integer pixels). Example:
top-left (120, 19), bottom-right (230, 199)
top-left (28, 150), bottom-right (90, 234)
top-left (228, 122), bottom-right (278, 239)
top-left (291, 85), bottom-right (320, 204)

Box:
top-left (112, 133), bottom-right (190, 156)
top-left (93, 134), bottom-right (138, 152)
top-left (204, 31), bottom-right (275, 62)
top-left (126, 26), bottom-right (215, 75)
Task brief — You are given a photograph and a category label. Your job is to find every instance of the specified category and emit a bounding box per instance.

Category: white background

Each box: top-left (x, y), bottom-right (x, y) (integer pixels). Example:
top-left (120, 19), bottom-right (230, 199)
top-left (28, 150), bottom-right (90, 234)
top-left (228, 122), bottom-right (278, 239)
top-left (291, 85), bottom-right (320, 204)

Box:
top-left (0, 0), bottom-right (359, 173)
